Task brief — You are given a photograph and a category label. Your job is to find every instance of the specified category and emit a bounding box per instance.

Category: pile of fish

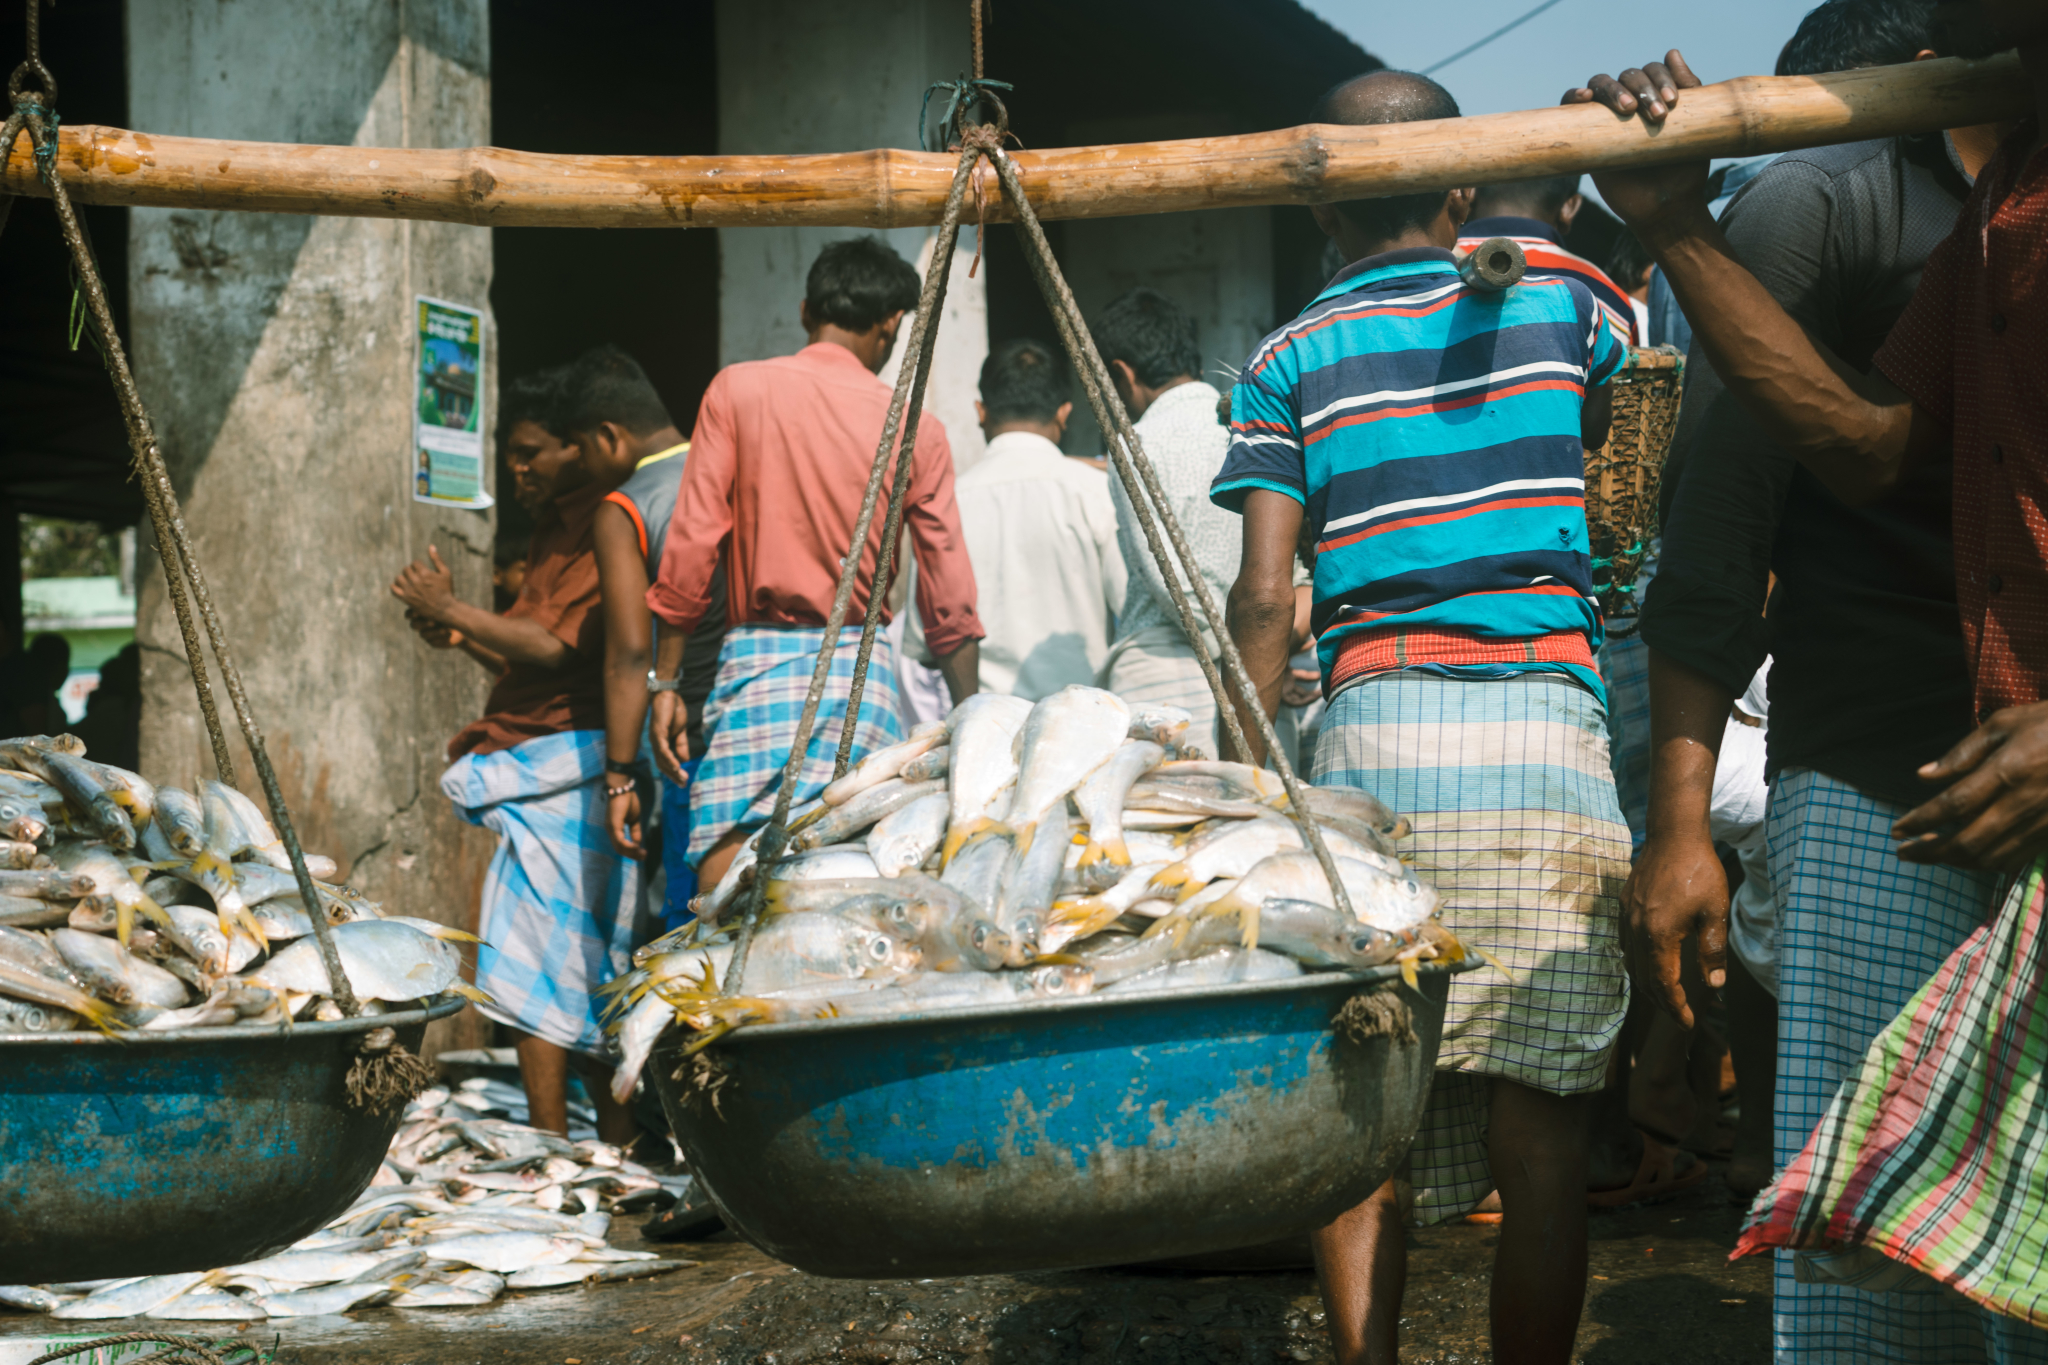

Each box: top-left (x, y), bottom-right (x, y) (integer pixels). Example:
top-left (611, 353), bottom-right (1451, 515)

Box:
top-left (606, 685), bottom-right (1471, 1096)
top-left (0, 733), bottom-right (485, 1034)
top-left (0, 1085), bottom-right (690, 1320)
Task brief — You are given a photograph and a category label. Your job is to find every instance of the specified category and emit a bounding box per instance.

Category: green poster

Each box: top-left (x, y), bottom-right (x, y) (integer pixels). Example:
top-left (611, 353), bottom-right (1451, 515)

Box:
top-left (413, 296), bottom-right (492, 509)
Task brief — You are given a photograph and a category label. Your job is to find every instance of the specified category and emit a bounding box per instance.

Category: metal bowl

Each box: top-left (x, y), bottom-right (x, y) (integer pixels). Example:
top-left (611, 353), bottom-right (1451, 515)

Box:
top-left (0, 995), bottom-right (465, 1282)
top-left (652, 963), bottom-right (1467, 1279)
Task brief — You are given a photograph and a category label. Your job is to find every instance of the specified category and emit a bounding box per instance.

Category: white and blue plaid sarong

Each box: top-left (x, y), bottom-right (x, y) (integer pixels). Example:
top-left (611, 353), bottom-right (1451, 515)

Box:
top-left (441, 729), bottom-right (639, 1057)
top-left (687, 625), bottom-right (906, 865)
top-left (1315, 671), bottom-right (1632, 1223)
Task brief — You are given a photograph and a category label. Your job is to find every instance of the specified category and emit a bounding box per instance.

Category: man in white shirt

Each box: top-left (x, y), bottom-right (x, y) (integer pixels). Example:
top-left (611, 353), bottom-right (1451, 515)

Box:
top-left (1092, 287), bottom-right (1247, 756)
top-left (910, 340), bottom-right (1126, 700)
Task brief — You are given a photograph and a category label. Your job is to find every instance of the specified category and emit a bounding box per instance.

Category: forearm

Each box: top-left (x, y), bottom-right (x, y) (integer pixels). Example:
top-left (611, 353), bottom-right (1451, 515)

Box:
top-left (1641, 207), bottom-right (1913, 501)
top-left (603, 643), bottom-right (652, 768)
top-left (432, 600), bottom-right (571, 669)
top-left (1225, 577), bottom-right (1295, 764)
top-left (1643, 647), bottom-right (1734, 844)
top-left (457, 638), bottom-right (508, 674)
top-left (934, 639), bottom-right (979, 708)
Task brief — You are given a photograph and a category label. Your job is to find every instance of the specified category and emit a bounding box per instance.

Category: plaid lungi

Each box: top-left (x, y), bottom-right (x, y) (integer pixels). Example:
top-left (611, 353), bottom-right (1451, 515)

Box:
top-left (1101, 624), bottom-right (1221, 758)
top-left (441, 729), bottom-right (640, 1057)
top-left (1314, 671), bottom-right (1631, 1223)
top-left (687, 625), bottom-right (905, 865)
top-left (1747, 768), bottom-right (2048, 1363)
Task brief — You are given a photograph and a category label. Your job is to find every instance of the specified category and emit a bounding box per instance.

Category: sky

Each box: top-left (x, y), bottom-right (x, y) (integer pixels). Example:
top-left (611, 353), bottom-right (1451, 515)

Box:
top-left (1298, 0), bottom-right (1811, 202)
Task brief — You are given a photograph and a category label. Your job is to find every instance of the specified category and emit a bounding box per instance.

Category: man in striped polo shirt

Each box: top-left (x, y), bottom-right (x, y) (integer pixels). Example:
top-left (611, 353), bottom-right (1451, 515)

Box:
top-left (1456, 173), bottom-right (1642, 349)
top-left (1217, 69), bottom-right (1628, 1365)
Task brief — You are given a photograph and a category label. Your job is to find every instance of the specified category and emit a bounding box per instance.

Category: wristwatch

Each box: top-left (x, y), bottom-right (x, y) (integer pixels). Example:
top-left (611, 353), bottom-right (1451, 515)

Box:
top-left (646, 670), bottom-right (682, 695)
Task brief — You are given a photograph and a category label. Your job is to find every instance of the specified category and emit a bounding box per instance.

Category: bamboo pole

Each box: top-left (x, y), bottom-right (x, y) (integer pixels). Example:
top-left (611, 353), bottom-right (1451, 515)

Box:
top-left (1, 55), bottom-right (2022, 228)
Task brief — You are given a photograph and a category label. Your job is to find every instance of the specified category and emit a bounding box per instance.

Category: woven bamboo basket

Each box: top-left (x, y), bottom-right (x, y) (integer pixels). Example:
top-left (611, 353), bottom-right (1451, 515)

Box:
top-left (1584, 346), bottom-right (1684, 622)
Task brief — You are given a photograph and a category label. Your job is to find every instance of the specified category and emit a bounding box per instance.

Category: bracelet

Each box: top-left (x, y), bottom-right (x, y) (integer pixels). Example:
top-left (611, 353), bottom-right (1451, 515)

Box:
top-left (604, 757), bottom-right (647, 778)
top-left (604, 782), bottom-right (636, 800)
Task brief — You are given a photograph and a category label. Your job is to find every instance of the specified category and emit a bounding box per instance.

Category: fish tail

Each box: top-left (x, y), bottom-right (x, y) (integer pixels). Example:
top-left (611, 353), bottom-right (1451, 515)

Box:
top-left (230, 905), bottom-right (271, 952)
top-left (1240, 902), bottom-right (1261, 951)
top-left (940, 817), bottom-right (998, 868)
top-left (1076, 841), bottom-right (1103, 867)
top-left (1151, 862), bottom-right (1190, 890)
top-left (787, 804), bottom-right (827, 833)
top-left (1010, 822), bottom-right (1035, 859)
top-left (1474, 946), bottom-right (1513, 982)
top-left (134, 894), bottom-right (176, 932)
top-left (449, 982), bottom-right (497, 1006)
top-left (1399, 958), bottom-right (1420, 990)
top-left (72, 994), bottom-right (126, 1035)
top-left (115, 901), bottom-right (133, 947)
top-left (1173, 878), bottom-right (1213, 905)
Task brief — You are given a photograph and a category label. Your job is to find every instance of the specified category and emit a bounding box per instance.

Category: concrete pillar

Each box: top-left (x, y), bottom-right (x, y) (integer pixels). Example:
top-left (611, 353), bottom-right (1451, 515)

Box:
top-left (128, 0), bottom-right (496, 1055)
top-left (716, 0), bottom-right (989, 472)
top-left (1058, 208), bottom-right (1275, 455)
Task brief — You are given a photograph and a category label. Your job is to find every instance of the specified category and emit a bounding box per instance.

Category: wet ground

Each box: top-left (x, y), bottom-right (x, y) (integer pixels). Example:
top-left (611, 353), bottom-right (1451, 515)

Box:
top-left (0, 1169), bottom-right (1766, 1364)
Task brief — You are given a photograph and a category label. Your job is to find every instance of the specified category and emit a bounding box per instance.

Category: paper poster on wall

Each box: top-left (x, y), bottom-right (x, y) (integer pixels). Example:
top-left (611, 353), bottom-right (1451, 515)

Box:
top-left (412, 296), bottom-right (493, 509)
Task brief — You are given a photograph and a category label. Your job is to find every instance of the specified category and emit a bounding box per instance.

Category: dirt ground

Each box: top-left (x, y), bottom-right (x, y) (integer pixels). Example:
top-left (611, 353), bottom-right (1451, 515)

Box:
top-left (0, 1167), bottom-right (1767, 1365)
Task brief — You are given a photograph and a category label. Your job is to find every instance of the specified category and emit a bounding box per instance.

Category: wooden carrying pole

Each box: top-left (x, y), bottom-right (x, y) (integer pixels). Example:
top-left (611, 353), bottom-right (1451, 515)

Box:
top-left (0, 54), bottom-right (2023, 229)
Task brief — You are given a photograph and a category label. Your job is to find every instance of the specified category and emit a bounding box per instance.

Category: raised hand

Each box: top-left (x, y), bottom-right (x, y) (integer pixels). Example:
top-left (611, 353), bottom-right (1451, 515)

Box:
top-left (1561, 49), bottom-right (1713, 232)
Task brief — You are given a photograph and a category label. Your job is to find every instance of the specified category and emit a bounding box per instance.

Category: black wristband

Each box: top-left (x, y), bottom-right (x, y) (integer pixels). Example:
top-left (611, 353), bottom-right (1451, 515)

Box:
top-left (604, 757), bottom-right (647, 778)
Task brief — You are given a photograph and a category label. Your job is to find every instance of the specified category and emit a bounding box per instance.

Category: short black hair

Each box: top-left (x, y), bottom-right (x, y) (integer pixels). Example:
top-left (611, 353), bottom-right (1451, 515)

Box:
top-left (805, 237), bottom-right (920, 332)
top-left (1777, 0), bottom-right (1937, 74)
top-left (499, 368), bottom-right (565, 444)
top-left (979, 339), bottom-right (1068, 425)
top-left (1311, 71), bottom-right (1462, 245)
top-left (1471, 173), bottom-right (1583, 221)
top-left (556, 345), bottom-right (674, 437)
top-left (1091, 288), bottom-right (1201, 390)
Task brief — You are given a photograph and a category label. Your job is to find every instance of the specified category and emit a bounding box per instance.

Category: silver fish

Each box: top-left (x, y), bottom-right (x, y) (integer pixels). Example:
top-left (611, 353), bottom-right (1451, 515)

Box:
top-left (865, 790), bottom-right (950, 877)
top-left (1072, 739), bottom-right (1164, 867)
top-left (1003, 686), bottom-right (1131, 857)
top-left (942, 693), bottom-right (1034, 863)
top-left (0, 837), bottom-right (42, 868)
top-left (1100, 945), bottom-right (1304, 995)
top-left (53, 927), bottom-right (192, 1009)
top-left (997, 803), bottom-right (1070, 963)
top-left (818, 720), bottom-right (948, 807)
top-left (0, 1284), bottom-right (76, 1311)
top-left (419, 1233), bottom-right (585, 1274)
top-left (789, 778), bottom-right (945, 851)
top-left (148, 1289), bottom-right (266, 1320)
top-left (1128, 704), bottom-right (1194, 748)
top-left (0, 993), bottom-right (78, 1032)
top-left (38, 751), bottom-right (137, 849)
top-left (0, 894), bottom-right (67, 928)
top-left (244, 919), bottom-right (466, 1003)
top-left (52, 1272), bottom-right (213, 1319)
top-left (253, 1278), bottom-right (408, 1317)
top-left (897, 744), bottom-right (951, 783)
top-left (51, 841), bottom-right (173, 944)
top-left (0, 868), bottom-right (93, 899)
top-left (153, 785), bottom-right (208, 857)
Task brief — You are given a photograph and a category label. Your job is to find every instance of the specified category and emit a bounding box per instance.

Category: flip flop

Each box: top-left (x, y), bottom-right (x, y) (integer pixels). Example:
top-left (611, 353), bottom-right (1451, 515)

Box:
top-left (1586, 1133), bottom-right (1709, 1209)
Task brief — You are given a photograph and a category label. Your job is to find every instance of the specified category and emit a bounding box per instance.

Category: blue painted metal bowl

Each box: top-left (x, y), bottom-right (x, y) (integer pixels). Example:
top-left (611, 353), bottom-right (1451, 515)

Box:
top-left (652, 964), bottom-right (1467, 1278)
top-left (0, 995), bottom-right (464, 1283)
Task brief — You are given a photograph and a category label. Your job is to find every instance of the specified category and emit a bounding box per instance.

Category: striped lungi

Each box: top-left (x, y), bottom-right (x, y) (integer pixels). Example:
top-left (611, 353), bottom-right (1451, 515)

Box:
top-left (1101, 624), bottom-right (1221, 757)
top-left (1740, 853), bottom-right (2048, 1357)
top-left (1749, 768), bottom-right (2048, 1363)
top-left (1313, 671), bottom-right (1632, 1223)
top-left (687, 625), bottom-right (905, 865)
top-left (441, 729), bottom-right (640, 1057)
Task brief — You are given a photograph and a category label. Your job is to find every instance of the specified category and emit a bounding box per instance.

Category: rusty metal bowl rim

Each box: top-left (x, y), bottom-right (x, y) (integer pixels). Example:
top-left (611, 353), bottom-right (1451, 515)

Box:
top-left (0, 991), bottom-right (466, 1046)
top-left (702, 959), bottom-right (1477, 1046)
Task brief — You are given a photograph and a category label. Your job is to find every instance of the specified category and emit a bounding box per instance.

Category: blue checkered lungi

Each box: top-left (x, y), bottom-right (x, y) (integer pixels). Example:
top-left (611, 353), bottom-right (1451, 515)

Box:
top-left (1766, 767), bottom-right (2048, 1364)
top-left (1315, 671), bottom-right (1632, 1223)
top-left (441, 729), bottom-right (640, 1057)
top-left (686, 625), bottom-right (906, 865)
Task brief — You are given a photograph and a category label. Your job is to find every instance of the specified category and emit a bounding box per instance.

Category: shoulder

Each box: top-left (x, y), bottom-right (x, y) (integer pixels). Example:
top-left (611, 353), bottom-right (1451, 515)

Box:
top-left (1723, 143), bottom-right (1890, 220)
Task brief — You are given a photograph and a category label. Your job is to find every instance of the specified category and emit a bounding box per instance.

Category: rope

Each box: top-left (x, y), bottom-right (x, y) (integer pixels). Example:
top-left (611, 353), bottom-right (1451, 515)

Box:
top-left (977, 144), bottom-right (1357, 922)
top-left (972, 0), bottom-right (986, 82)
top-left (25, 1333), bottom-right (261, 1365)
top-left (12, 36), bottom-right (362, 1020)
top-left (720, 138), bottom-right (988, 998)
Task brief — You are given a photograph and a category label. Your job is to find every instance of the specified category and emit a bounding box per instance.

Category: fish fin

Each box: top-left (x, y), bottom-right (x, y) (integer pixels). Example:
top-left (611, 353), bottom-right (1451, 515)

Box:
top-left (1399, 957), bottom-right (1420, 991)
top-left (1474, 946), bottom-right (1513, 982)
top-left (227, 904), bottom-right (270, 952)
top-left (134, 894), bottom-right (176, 933)
top-left (1101, 838), bottom-right (1130, 867)
top-left (115, 900), bottom-right (133, 947)
top-left (1240, 902), bottom-right (1261, 951)
top-left (1031, 952), bottom-right (1084, 966)
top-left (939, 817), bottom-right (998, 868)
top-left (1076, 841), bottom-right (1103, 867)
top-left (415, 924), bottom-right (483, 944)
top-left (1173, 878), bottom-right (1214, 905)
top-left (1010, 822), bottom-right (1035, 860)
top-left (1151, 862), bottom-right (1190, 889)
top-left (72, 995), bottom-right (126, 1035)
top-left (449, 982), bottom-right (498, 1006)
top-left (787, 804), bottom-right (828, 832)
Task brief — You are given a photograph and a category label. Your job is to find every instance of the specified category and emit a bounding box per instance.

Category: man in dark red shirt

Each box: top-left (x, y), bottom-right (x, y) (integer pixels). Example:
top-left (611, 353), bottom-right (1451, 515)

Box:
top-left (1573, 9), bottom-right (2048, 1020)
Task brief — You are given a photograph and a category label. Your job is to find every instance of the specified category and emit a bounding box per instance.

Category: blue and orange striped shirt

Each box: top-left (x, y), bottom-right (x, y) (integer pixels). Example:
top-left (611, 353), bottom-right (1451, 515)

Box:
top-left (1211, 246), bottom-right (1623, 699)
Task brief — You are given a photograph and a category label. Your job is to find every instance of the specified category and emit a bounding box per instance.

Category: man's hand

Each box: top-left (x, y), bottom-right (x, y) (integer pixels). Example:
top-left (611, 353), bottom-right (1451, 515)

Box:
top-left (1620, 832), bottom-right (1730, 1030)
top-left (1282, 667), bottom-right (1322, 709)
top-left (650, 691), bottom-right (691, 787)
top-left (391, 545), bottom-right (460, 620)
top-left (608, 787), bottom-right (645, 860)
top-left (1895, 702), bottom-right (2048, 871)
top-left (1561, 50), bottom-right (1713, 233)
top-left (405, 609), bottom-right (463, 649)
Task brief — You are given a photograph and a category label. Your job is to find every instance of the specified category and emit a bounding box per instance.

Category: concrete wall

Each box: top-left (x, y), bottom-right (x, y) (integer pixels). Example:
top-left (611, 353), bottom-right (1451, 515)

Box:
top-left (128, 0), bottom-right (496, 1055)
top-left (1058, 207), bottom-right (1275, 455)
top-left (716, 0), bottom-right (988, 472)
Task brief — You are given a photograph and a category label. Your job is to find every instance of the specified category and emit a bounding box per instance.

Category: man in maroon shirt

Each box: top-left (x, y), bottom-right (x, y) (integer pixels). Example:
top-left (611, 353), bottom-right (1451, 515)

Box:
top-left (1572, 7), bottom-right (2048, 1024)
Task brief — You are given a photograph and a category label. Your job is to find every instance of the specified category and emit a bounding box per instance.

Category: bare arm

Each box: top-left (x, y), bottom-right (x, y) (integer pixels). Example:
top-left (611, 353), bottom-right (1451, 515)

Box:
top-left (1224, 490), bottom-right (1304, 766)
top-left (1568, 53), bottom-right (1940, 504)
top-left (1621, 650), bottom-right (1734, 1028)
top-left (594, 502), bottom-right (652, 859)
top-left (392, 546), bottom-right (572, 669)
top-left (405, 608), bottom-right (509, 676)
top-left (649, 629), bottom-right (691, 788)
top-left (933, 639), bottom-right (980, 709)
